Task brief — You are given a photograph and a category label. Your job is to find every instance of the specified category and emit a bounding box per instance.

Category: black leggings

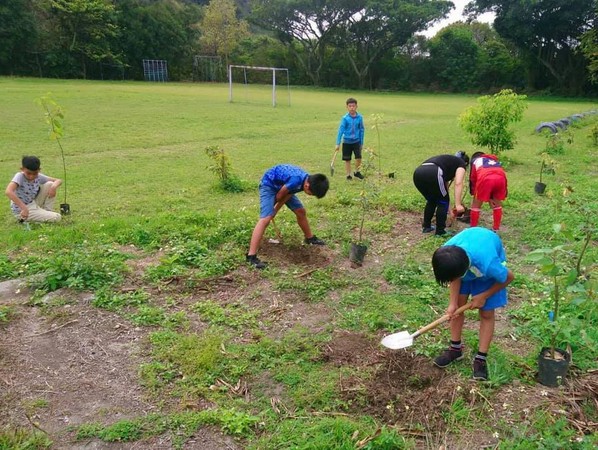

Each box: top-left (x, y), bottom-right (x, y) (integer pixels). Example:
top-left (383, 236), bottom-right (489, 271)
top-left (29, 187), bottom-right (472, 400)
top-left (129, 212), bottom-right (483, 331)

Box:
top-left (413, 164), bottom-right (450, 232)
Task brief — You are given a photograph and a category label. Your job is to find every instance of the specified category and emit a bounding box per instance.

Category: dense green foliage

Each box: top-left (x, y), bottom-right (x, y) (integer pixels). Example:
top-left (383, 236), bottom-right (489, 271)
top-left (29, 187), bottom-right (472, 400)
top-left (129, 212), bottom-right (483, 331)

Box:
top-left (468, 0), bottom-right (597, 96)
top-left (459, 89), bottom-right (528, 155)
top-left (0, 0), bottom-right (596, 95)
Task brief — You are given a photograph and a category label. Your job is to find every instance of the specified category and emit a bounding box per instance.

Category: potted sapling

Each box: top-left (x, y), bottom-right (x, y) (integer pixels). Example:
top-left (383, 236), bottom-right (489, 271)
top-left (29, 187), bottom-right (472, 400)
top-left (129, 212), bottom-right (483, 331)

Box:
top-left (349, 147), bottom-right (378, 266)
top-left (526, 220), bottom-right (594, 387)
top-left (37, 95), bottom-right (70, 214)
top-left (535, 153), bottom-right (555, 195)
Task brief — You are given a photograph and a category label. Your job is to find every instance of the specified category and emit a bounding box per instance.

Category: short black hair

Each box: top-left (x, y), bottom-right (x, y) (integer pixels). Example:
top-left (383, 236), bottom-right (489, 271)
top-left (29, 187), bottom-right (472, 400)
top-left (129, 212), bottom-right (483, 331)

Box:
top-left (308, 174), bottom-right (329, 198)
top-left (454, 151), bottom-right (470, 167)
top-left (432, 245), bottom-right (469, 286)
top-left (22, 156), bottom-right (41, 171)
top-left (346, 97), bottom-right (357, 105)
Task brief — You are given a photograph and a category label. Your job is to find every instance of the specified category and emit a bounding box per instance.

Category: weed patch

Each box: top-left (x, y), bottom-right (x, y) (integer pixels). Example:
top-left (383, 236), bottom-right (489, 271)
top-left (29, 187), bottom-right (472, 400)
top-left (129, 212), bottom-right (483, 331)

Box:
top-left (0, 428), bottom-right (52, 449)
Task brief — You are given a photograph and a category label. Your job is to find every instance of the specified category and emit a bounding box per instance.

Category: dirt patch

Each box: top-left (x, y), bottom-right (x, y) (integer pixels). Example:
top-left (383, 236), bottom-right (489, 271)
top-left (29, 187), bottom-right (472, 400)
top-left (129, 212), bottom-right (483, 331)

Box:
top-left (0, 289), bottom-right (151, 447)
top-left (259, 240), bottom-right (332, 269)
top-left (320, 331), bottom-right (381, 367)
top-left (338, 348), bottom-right (456, 423)
top-left (0, 286), bottom-right (239, 449)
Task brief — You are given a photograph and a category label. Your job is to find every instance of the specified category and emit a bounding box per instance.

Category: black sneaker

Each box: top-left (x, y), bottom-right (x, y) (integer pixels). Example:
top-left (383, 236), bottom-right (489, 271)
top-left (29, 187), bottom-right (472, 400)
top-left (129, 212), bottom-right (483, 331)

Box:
top-left (422, 226), bottom-right (435, 233)
top-left (246, 254), bottom-right (267, 269)
top-left (473, 358), bottom-right (488, 381)
top-left (304, 235), bottom-right (325, 245)
top-left (354, 171), bottom-right (364, 179)
top-left (435, 229), bottom-right (454, 237)
top-left (433, 347), bottom-right (464, 368)
top-left (346, 175), bottom-right (353, 180)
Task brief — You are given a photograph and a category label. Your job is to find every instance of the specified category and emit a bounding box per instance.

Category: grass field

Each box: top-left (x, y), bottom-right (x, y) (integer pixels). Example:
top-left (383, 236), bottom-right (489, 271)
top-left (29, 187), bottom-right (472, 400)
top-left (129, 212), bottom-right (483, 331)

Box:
top-left (0, 77), bottom-right (597, 449)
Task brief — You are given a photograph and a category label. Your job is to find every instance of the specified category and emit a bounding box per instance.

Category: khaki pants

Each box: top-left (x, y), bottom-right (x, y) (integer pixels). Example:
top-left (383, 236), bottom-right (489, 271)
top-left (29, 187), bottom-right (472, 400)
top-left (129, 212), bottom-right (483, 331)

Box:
top-left (18, 183), bottom-right (62, 223)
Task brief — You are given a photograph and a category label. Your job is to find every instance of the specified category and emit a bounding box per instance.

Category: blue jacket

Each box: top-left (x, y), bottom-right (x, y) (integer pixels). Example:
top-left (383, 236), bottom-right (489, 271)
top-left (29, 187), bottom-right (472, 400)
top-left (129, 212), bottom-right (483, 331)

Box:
top-left (336, 113), bottom-right (364, 146)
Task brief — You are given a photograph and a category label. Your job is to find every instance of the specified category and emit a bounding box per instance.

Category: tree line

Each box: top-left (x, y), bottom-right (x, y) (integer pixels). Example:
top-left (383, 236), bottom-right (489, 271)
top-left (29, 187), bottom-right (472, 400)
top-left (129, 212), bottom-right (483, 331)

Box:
top-left (0, 0), bottom-right (596, 96)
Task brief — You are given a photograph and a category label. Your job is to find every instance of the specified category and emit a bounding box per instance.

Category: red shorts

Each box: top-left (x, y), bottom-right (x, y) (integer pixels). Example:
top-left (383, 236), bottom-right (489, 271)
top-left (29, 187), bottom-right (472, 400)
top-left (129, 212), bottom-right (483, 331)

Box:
top-left (474, 173), bottom-right (507, 202)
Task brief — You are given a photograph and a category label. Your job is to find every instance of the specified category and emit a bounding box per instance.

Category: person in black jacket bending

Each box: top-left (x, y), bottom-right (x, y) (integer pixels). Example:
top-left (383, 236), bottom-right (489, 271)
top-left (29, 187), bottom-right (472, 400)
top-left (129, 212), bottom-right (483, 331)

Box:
top-left (413, 151), bottom-right (469, 236)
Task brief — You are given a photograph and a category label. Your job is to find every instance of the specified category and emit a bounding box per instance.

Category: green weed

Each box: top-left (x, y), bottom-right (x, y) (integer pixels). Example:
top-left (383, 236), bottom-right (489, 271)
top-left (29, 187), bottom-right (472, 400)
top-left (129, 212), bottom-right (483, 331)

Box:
top-left (338, 288), bottom-right (402, 332)
top-left (0, 255), bottom-right (18, 281)
top-left (29, 246), bottom-right (128, 293)
top-left (249, 416), bottom-right (410, 450)
top-left (274, 268), bottom-right (351, 303)
top-left (93, 289), bottom-right (150, 312)
top-left (0, 306), bottom-right (15, 324)
top-left (141, 329), bottom-right (225, 395)
top-left (498, 412), bottom-right (596, 449)
top-left (76, 409), bottom-right (258, 447)
top-left (192, 300), bottom-right (258, 329)
top-left (0, 428), bottom-right (52, 449)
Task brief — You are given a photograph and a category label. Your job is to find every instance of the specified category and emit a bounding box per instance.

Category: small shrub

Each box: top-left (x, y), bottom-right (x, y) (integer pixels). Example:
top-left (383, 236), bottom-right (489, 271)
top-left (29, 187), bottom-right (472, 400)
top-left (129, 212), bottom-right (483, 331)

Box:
top-left (205, 145), bottom-right (248, 192)
top-left (458, 89), bottom-right (528, 156)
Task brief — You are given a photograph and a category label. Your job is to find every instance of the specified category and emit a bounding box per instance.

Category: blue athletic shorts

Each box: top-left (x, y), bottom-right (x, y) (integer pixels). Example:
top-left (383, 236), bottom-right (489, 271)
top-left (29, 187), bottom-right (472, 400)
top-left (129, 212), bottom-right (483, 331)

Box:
top-left (459, 277), bottom-right (507, 311)
top-left (259, 184), bottom-right (303, 218)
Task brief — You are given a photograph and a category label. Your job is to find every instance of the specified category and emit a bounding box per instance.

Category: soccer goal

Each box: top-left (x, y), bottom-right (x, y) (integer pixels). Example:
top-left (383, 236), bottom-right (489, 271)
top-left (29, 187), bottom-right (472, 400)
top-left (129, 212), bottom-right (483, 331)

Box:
top-left (193, 55), bottom-right (223, 82)
top-left (143, 59), bottom-right (168, 82)
top-left (228, 65), bottom-right (290, 107)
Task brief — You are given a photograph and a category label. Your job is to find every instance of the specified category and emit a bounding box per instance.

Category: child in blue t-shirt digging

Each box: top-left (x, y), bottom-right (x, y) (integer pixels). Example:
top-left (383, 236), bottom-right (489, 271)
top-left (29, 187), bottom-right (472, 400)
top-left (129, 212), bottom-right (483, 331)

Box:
top-left (431, 227), bottom-right (514, 381)
top-left (246, 164), bottom-right (329, 269)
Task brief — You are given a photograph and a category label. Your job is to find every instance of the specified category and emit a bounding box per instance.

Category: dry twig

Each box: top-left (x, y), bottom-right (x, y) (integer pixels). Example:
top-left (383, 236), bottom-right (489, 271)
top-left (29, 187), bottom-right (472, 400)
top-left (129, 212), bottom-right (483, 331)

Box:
top-left (25, 320), bottom-right (78, 338)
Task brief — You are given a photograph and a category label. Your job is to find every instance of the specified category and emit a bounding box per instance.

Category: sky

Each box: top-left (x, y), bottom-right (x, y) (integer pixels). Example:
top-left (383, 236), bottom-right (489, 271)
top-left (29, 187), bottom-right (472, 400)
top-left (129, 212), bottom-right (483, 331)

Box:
top-left (421, 0), bottom-right (496, 37)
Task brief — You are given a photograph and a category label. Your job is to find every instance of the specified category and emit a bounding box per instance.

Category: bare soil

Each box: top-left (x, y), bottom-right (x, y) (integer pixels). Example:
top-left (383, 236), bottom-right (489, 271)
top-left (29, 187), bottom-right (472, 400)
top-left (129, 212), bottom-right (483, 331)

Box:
top-left (1, 211), bottom-right (595, 449)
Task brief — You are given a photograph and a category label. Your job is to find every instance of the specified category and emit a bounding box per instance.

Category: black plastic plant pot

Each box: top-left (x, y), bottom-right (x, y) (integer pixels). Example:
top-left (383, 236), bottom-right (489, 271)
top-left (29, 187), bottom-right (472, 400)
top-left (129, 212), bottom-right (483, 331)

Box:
top-left (349, 243), bottom-right (368, 266)
top-left (537, 347), bottom-right (570, 387)
top-left (388, 172), bottom-right (395, 178)
top-left (60, 203), bottom-right (71, 215)
top-left (535, 182), bottom-right (547, 195)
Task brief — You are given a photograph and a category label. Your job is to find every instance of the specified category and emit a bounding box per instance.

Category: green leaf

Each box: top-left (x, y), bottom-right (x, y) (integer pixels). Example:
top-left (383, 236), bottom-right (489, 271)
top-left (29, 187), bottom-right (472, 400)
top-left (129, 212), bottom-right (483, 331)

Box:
top-left (564, 269), bottom-right (578, 286)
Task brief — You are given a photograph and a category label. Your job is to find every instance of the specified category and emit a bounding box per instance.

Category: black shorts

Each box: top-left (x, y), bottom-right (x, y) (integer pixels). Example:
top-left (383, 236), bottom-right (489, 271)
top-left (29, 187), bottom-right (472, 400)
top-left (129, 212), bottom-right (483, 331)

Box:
top-left (342, 142), bottom-right (362, 161)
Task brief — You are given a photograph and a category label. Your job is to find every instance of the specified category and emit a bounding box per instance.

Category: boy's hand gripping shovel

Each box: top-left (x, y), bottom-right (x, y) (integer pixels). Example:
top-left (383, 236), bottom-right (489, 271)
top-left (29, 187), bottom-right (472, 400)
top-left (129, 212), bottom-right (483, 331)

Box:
top-left (330, 148), bottom-right (339, 176)
top-left (381, 303), bottom-right (471, 350)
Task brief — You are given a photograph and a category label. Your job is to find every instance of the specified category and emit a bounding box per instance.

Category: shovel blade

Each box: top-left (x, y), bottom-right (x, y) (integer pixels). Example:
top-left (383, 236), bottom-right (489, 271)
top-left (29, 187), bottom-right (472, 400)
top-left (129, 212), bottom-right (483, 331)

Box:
top-left (380, 331), bottom-right (414, 350)
top-left (330, 165), bottom-right (335, 176)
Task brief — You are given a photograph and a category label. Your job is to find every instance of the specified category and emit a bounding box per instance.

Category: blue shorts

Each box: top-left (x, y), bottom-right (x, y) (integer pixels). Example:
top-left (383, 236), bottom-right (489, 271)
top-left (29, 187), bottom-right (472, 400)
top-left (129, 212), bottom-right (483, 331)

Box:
top-left (259, 184), bottom-right (303, 218)
top-left (459, 277), bottom-right (507, 311)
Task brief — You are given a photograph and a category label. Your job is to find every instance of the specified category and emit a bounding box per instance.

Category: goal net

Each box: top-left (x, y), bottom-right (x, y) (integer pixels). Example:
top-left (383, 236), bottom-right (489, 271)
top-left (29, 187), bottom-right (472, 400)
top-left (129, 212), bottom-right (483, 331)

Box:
top-left (228, 65), bottom-right (290, 107)
top-left (193, 55), bottom-right (223, 82)
top-left (143, 59), bottom-right (168, 82)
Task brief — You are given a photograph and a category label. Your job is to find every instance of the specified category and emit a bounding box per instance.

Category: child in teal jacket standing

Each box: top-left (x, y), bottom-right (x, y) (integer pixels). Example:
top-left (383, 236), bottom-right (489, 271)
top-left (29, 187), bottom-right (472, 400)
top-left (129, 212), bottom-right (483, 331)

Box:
top-left (335, 98), bottom-right (365, 180)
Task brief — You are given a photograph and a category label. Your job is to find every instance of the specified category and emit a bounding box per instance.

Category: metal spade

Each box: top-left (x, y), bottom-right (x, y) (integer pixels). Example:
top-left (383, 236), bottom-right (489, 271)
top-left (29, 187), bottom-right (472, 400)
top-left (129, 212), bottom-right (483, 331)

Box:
top-left (330, 149), bottom-right (339, 176)
top-left (381, 303), bottom-right (472, 350)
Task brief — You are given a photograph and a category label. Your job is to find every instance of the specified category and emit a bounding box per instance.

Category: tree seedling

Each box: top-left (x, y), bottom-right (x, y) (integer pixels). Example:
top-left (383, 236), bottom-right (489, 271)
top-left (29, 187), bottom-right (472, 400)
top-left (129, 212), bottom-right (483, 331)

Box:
top-left (37, 94), bottom-right (70, 215)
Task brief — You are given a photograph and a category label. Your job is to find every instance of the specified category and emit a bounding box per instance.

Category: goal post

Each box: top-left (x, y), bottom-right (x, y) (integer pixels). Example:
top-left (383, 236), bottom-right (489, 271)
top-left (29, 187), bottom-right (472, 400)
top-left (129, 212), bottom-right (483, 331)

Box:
top-left (228, 65), bottom-right (290, 107)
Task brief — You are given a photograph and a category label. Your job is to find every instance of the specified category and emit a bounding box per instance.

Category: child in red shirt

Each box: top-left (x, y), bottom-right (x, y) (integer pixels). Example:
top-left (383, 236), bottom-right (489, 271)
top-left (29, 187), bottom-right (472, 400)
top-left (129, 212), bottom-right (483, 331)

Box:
top-left (468, 152), bottom-right (507, 231)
